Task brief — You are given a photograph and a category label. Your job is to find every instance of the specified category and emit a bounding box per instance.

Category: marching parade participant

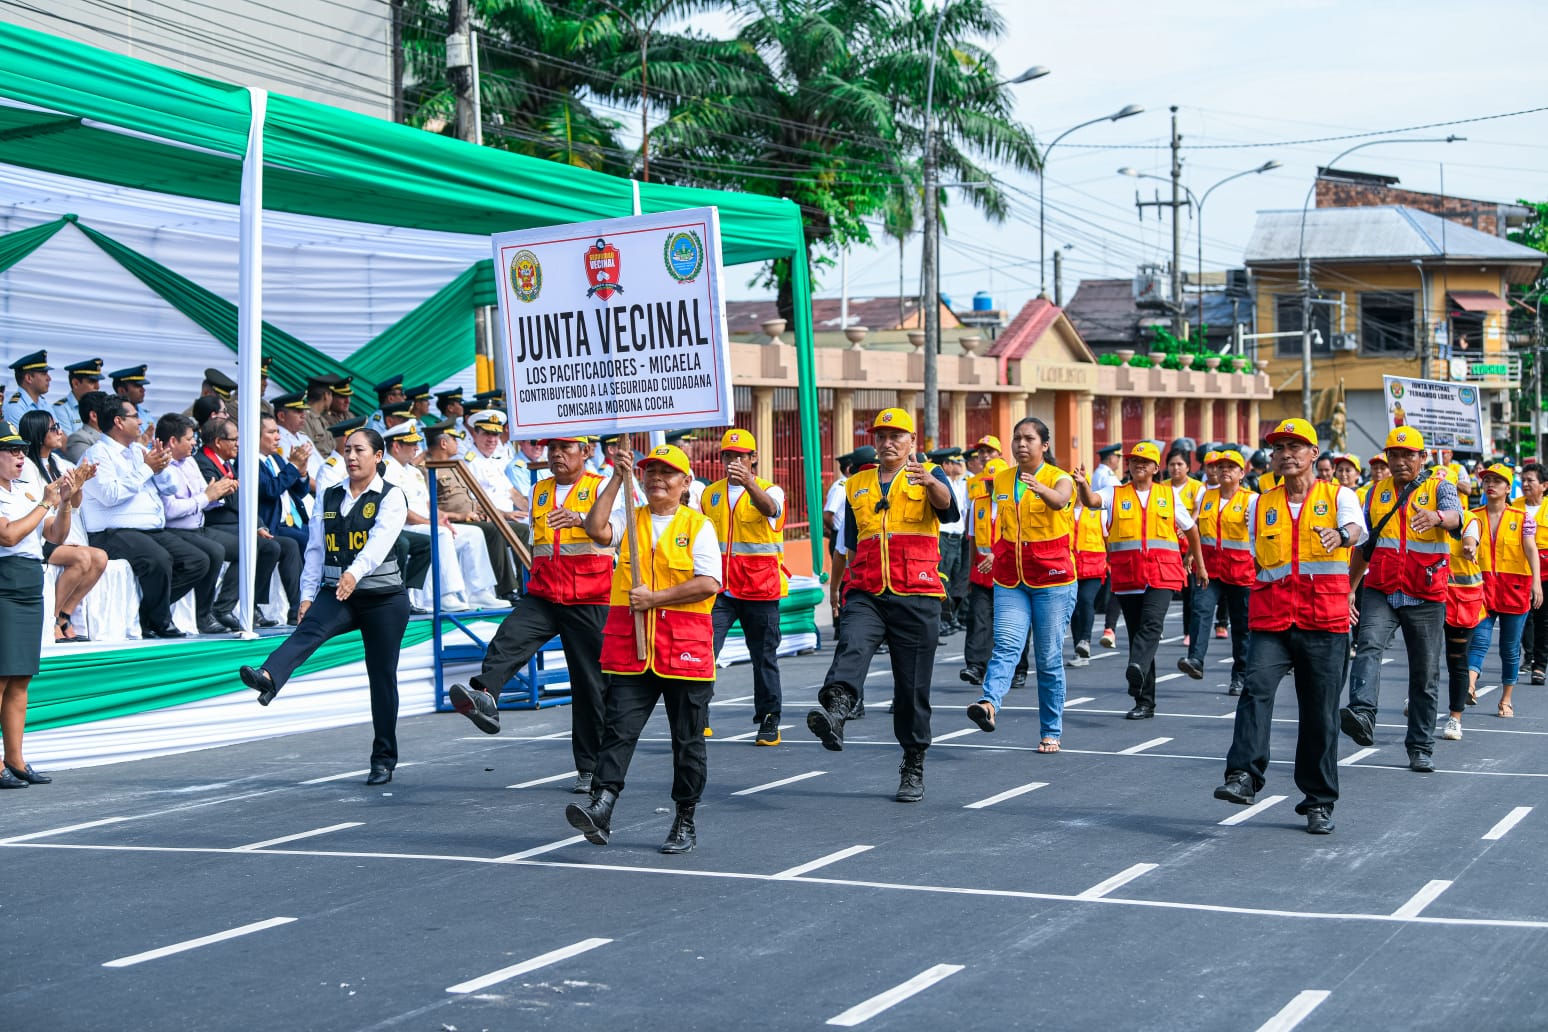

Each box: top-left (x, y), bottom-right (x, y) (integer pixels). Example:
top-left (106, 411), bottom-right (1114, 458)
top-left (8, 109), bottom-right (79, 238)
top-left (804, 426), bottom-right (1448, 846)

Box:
top-left (50, 358), bottom-right (102, 436)
top-left (448, 435), bottom-right (619, 793)
top-left (806, 408), bottom-right (958, 802)
top-left (1510, 462), bottom-right (1548, 685)
top-left (1166, 448), bottom-right (1202, 648)
top-left (240, 428), bottom-right (409, 786)
top-left (1467, 464), bottom-right (1541, 720)
top-left (1180, 449), bottom-right (1254, 696)
top-left (1361, 453), bottom-right (1389, 502)
top-left (1342, 426), bottom-right (1463, 773)
top-left (930, 447), bottom-right (968, 637)
top-left (702, 429), bottom-right (788, 746)
top-left (1068, 477), bottom-right (1108, 668)
top-left (961, 458), bottom-right (1026, 687)
top-left (1091, 442), bottom-right (1125, 649)
top-left (1441, 506), bottom-right (1485, 742)
top-left (965, 417), bottom-right (1075, 753)
top-left (1214, 418), bottom-right (1365, 835)
top-left (565, 441), bottom-right (720, 853)
top-left (1332, 453), bottom-right (1362, 492)
top-left (1075, 440), bottom-right (1206, 720)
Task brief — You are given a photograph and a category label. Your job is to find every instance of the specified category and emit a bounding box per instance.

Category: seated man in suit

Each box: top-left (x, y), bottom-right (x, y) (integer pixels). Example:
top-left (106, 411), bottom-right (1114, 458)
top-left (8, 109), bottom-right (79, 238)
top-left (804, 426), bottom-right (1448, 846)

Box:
top-left (196, 416), bottom-right (289, 627)
top-left (64, 390), bottom-right (113, 463)
top-left (257, 413), bottom-right (312, 620)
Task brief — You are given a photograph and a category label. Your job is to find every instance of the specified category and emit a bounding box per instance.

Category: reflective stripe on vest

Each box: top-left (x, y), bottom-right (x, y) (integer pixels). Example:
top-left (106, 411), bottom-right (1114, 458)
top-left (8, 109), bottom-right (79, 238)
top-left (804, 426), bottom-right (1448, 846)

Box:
top-left (1198, 486), bottom-right (1255, 586)
top-left (599, 506), bottom-right (716, 680)
top-left (529, 472), bottom-right (614, 606)
top-left (1248, 481), bottom-right (1351, 634)
top-left (1106, 482), bottom-right (1185, 592)
top-left (1478, 505), bottom-right (1533, 614)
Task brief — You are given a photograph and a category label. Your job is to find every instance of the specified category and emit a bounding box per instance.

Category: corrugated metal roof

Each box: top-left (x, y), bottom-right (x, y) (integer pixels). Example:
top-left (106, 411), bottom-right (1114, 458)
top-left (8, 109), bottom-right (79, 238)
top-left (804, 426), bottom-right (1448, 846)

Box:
top-left (1244, 206), bottom-right (1546, 264)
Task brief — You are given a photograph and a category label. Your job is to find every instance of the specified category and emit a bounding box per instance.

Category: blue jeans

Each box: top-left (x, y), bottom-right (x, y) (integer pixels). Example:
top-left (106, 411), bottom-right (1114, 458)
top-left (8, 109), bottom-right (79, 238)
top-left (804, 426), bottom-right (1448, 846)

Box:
top-left (1469, 610), bottom-right (1529, 684)
top-left (981, 581), bottom-right (1077, 738)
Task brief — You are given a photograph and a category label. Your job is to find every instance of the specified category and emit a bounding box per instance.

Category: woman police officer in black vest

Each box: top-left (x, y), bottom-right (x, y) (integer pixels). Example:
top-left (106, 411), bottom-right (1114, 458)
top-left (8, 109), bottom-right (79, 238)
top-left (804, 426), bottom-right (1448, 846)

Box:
top-left (240, 428), bottom-right (410, 785)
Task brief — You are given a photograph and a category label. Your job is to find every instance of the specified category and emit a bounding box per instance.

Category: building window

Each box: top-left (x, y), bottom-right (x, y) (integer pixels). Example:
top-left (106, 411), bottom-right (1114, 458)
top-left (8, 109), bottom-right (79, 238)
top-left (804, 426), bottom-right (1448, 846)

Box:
top-left (1274, 295), bottom-right (1331, 356)
top-left (1359, 291), bottom-right (1416, 354)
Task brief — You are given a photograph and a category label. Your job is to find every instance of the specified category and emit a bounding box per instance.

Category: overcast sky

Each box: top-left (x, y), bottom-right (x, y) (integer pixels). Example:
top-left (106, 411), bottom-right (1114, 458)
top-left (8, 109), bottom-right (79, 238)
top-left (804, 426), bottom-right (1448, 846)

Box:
top-left (686, 0), bottom-right (1548, 309)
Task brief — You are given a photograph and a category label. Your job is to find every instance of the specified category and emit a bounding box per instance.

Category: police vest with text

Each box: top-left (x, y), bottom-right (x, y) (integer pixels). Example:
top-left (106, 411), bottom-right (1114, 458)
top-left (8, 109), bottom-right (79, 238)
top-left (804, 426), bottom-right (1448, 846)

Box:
top-left (1475, 505), bottom-right (1533, 615)
top-left (1106, 483), bottom-right (1186, 593)
top-left (1446, 510), bottom-right (1486, 629)
top-left (990, 464), bottom-right (1075, 589)
top-left (1197, 486), bottom-right (1256, 587)
top-left (529, 471), bottom-right (614, 606)
top-left (1073, 506), bottom-right (1107, 580)
top-left (322, 483), bottom-right (403, 594)
top-left (844, 464), bottom-right (946, 597)
top-left (1248, 481), bottom-right (1350, 633)
top-left (702, 476), bottom-right (789, 601)
top-left (599, 507), bottom-right (717, 680)
top-left (1508, 497), bottom-right (1548, 582)
top-left (1364, 476), bottom-right (1449, 602)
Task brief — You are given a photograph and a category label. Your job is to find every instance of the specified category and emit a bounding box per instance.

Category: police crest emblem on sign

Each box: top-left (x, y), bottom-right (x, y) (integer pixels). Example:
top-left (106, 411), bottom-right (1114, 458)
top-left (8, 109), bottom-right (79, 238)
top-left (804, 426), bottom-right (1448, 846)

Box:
top-left (510, 249), bottom-right (542, 303)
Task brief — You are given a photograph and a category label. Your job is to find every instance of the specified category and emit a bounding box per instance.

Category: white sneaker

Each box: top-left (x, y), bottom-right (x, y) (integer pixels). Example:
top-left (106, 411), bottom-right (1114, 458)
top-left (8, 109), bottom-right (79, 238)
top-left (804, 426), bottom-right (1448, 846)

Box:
top-left (469, 591), bottom-right (510, 609)
top-left (440, 596), bottom-right (471, 612)
top-left (1069, 655), bottom-right (1090, 668)
top-left (1441, 717), bottom-right (1462, 741)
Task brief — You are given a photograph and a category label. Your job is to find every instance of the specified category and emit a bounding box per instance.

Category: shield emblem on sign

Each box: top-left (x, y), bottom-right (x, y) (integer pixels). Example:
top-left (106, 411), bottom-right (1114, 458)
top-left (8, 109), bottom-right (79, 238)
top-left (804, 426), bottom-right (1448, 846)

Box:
top-left (585, 238), bottom-right (624, 300)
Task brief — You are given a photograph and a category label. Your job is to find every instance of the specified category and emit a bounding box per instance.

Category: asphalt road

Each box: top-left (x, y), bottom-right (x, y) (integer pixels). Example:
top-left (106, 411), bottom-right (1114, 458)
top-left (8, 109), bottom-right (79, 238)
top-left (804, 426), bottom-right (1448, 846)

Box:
top-left (4, 602), bottom-right (1546, 1031)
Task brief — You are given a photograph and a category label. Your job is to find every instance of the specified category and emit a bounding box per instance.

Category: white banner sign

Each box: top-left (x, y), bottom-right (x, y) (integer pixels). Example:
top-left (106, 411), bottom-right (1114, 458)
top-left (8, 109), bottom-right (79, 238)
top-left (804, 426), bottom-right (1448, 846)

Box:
top-left (490, 207), bottom-right (731, 439)
top-left (1382, 375), bottom-right (1484, 452)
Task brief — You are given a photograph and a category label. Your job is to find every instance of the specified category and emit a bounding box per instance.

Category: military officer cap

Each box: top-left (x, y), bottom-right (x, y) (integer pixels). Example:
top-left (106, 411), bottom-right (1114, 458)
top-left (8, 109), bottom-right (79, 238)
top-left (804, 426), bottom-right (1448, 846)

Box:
top-left (1098, 443), bottom-right (1122, 458)
top-left (434, 387), bottom-right (464, 410)
top-left (0, 419), bottom-right (23, 447)
top-left (329, 415), bottom-right (368, 438)
top-left (404, 383), bottom-right (432, 402)
top-left (426, 418), bottom-right (465, 441)
top-left (927, 447), bottom-right (963, 462)
top-left (306, 374), bottom-right (345, 392)
top-left (109, 364), bottom-right (149, 386)
top-left (382, 401), bottom-right (415, 421)
top-left (470, 389), bottom-right (505, 407)
top-left (667, 428), bottom-right (700, 446)
top-left (332, 377), bottom-right (355, 398)
top-left (272, 390), bottom-right (306, 411)
top-left (383, 421), bottom-right (424, 444)
top-left (848, 444), bottom-right (877, 467)
top-left (373, 374), bottom-right (405, 400)
top-left (260, 356), bottom-right (274, 376)
top-left (600, 433), bottom-right (622, 446)
top-left (9, 350), bottom-right (49, 374)
top-left (64, 358), bottom-right (103, 380)
top-left (203, 367), bottom-right (238, 398)
top-left (469, 410), bottom-right (507, 434)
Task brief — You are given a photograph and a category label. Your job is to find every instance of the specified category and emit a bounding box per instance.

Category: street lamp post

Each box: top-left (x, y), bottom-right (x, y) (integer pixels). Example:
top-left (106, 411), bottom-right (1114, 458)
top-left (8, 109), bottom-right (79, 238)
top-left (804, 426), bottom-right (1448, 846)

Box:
top-left (1296, 136), bottom-right (1463, 418)
top-left (1038, 103), bottom-right (1144, 298)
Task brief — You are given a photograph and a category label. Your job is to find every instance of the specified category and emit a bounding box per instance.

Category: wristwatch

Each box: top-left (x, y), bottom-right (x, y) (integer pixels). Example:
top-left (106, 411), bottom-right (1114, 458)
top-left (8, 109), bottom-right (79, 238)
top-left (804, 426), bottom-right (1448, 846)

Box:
top-left (1337, 527), bottom-right (1351, 547)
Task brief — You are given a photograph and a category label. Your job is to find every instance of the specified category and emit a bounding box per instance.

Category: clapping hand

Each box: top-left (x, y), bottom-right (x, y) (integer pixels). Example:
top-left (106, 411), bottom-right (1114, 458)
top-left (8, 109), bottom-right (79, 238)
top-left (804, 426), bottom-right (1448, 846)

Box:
top-left (40, 478), bottom-right (63, 510)
top-left (144, 439), bottom-right (171, 473)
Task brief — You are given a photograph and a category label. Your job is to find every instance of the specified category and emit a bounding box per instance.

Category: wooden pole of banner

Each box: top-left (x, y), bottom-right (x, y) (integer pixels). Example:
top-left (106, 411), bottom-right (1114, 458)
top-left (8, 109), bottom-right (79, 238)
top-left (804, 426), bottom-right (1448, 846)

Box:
top-left (620, 434), bottom-right (649, 661)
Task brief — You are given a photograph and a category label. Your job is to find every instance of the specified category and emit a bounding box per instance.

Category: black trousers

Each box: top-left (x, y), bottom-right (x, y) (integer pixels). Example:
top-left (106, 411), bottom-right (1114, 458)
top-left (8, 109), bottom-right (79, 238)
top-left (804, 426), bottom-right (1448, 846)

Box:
top-left (393, 534), bottom-right (432, 591)
top-left (965, 582), bottom-right (1028, 676)
top-left (1224, 627), bottom-right (1345, 811)
top-left (261, 588), bottom-right (411, 767)
top-left (1520, 594), bottom-right (1548, 673)
top-left (471, 596), bottom-right (608, 774)
top-left (1118, 588), bottom-right (1174, 707)
top-left (937, 533), bottom-right (964, 626)
top-left (273, 533), bottom-right (303, 619)
top-left (948, 534), bottom-right (972, 617)
top-left (1070, 576), bottom-right (1104, 647)
top-left (1179, 576), bottom-right (1196, 642)
top-left (201, 526), bottom-right (280, 612)
top-left (162, 528), bottom-right (225, 621)
top-left (1101, 575), bottom-right (1123, 633)
top-left (593, 670), bottom-right (713, 805)
top-left (89, 527), bottom-right (212, 631)
top-left (820, 590), bottom-right (937, 750)
top-left (711, 594), bottom-right (783, 719)
top-left (1188, 580), bottom-right (1251, 678)
top-left (1446, 622), bottom-right (1473, 714)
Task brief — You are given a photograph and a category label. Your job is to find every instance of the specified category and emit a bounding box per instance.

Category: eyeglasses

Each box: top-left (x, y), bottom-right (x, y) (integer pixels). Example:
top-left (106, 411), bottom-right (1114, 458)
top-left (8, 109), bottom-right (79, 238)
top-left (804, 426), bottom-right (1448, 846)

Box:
top-left (48, 424), bottom-right (60, 433)
top-left (220, 436), bottom-right (239, 443)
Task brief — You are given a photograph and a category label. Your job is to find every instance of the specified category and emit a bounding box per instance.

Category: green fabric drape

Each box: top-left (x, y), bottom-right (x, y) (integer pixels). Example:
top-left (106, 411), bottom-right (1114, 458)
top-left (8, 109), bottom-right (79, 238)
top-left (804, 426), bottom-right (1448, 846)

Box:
top-left (0, 214), bottom-right (67, 274)
top-left (348, 260), bottom-right (491, 392)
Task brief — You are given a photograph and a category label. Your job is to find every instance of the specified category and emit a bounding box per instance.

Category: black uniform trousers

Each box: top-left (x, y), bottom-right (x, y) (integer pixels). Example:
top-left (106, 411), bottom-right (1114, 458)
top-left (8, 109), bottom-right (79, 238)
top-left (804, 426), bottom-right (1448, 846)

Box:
top-left (1446, 619), bottom-right (1474, 714)
top-left (711, 594), bottom-right (783, 720)
top-left (261, 587), bottom-right (411, 768)
top-left (470, 595), bottom-right (608, 774)
top-left (202, 526), bottom-right (281, 612)
top-left (819, 590), bottom-right (937, 751)
top-left (936, 532), bottom-right (964, 628)
top-left (1118, 587), bottom-right (1174, 707)
top-left (593, 669), bottom-right (713, 805)
top-left (393, 533), bottom-right (432, 590)
top-left (89, 527), bottom-right (212, 632)
top-left (965, 582), bottom-right (1029, 677)
top-left (1070, 576), bottom-right (1104, 647)
top-left (1224, 627), bottom-right (1345, 811)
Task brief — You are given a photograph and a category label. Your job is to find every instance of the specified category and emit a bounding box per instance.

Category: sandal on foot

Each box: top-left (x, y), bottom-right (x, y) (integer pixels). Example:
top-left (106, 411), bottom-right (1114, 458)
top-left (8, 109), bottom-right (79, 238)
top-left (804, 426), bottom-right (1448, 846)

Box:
top-left (966, 701), bottom-right (996, 733)
top-left (1038, 737), bottom-right (1061, 753)
top-left (1498, 700), bottom-right (1515, 719)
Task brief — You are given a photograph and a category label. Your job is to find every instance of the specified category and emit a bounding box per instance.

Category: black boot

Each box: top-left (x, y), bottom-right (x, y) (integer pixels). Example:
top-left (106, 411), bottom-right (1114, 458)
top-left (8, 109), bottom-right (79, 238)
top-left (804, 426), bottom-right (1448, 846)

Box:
top-left (565, 788), bottom-right (618, 845)
top-left (807, 685), bottom-right (852, 751)
top-left (895, 749), bottom-right (925, 803)
top-left (659, 803), bottom-right (696, 854)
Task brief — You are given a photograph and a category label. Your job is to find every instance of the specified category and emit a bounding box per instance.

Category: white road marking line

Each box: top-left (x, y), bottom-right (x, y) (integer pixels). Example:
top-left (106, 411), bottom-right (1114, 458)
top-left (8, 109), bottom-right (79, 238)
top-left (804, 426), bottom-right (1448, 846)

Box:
top-left (1392, 879), bottom-right (1453, 919)
top-left (720, 724), bottom-right (793, 743)
top-left (964, 782), bottom-right (1047, 810)
top-left (300, 763), bottom-right (419, 784)
top-left (1218, 795), bottom-right (1288, 827)
top-left (933, 727), bottom-right (980, 743)
top-left (1483, 806), bottom-right (1533, 841)
top-left (446, 937), bottom-right (612, 994)
top-left (496, 835), bottom-right (588, 861)
top-left (1217, 658), bottom-right (1234, 664)
top-left (233, 822), bottom-right (362, 852)
top-left (1476, 684), bottom-right (1498, 699)
top-left (1065, 696), bottom-right (1095, 706)
top-left (103, 917), bottom-right (297, 968)
top-left (772, 845), bottom-right (873, 880)
top-left (0, 815), bottom-right (132, 845)
top-left (732, 770), bottom-right (826, 796)
top-left (1381, 657), bottom-right (1394, 665)
top-left (1076, 862), bottom-right (1158, 899)
top-left (1254, 990), bottom-right (1331, 1032)
top-left (1155, 672), bottom-right (1185, 683)
top-left (865, 670), bottom-right (891, 679)
top-left (826, 964), bottom-right (965, 1027)
top-left (941, 654), bottom-right (964, 662)
top-left (508, 770), bottom-right (579, 789)
top-left (1090, 652), bottom-right (1117, 660)
top-left (533, 730), bottom-right (573, 740)
top-left (1339, 747), bottom-right (1380, 766)
top-left (1118, 737), bottom-right (1172, 755)
top-left (710, 694), bottom-right (755, 706)
top-left (1160, 635), bottom-right (1183, 644)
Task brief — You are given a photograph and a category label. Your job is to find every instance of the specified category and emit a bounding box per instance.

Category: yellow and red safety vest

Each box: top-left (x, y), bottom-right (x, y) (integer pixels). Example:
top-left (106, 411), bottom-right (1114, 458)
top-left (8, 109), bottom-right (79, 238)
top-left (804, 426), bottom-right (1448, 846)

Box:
top-left (1446, 510), bottom-right (1486, 629)
top-left (528, 471), bottom-right (614, 606)
top-left (1365, 475), bottom-right (1449, 602)
top-left (991, 463), bottom-right (1075, 589)
top-left (599, 506), bottom-right (717, 680)
top-left (702, 476), bottom-right (788, 601)
top-left (1073, 505), bottom-right (1107, 580)
top-left (1248, 481), bottom-right (1351, 633)
top-left (843, 463), bottom-right (946, 597)
top-left (1476, 505), bottom-right (1533, 615)
top-left (1197, 486), bottom-right (1256, 587)
top-left (1107, 482), bottom-right (1186, 593)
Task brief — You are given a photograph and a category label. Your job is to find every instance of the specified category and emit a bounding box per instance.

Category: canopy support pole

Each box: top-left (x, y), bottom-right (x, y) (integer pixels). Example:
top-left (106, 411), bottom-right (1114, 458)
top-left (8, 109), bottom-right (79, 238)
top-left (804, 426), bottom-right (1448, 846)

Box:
top-left (236, 86), bottom-right (268, 635)
top-left (788, 218), bottom-right (824, 579)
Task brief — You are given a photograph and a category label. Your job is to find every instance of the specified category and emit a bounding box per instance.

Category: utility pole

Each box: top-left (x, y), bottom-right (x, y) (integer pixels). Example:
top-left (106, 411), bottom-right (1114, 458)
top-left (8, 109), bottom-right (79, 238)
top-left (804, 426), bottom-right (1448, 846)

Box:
top-left (919, 2), bottom-right (946, 450)
top-left (1053, 248), bottom-right (1064, 307)
top-left (390, 0), bottom-right (406, 123)
top-left (446, 0), bottom-right (478, 144)
top-left (1131, 106), bottom-right (1190, 338)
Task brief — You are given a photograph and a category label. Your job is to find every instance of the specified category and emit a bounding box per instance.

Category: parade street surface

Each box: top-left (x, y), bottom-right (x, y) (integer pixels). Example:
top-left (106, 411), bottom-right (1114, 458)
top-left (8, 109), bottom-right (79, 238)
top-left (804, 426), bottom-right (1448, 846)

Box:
top-left (5, 603), bottom-right (1546, 1031)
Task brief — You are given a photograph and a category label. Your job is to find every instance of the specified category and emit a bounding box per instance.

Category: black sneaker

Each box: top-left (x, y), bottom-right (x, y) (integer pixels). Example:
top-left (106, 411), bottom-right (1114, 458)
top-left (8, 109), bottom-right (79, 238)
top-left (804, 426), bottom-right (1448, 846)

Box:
top-left (807, 708), bottom-right (845, 751)
top-left (1339, 706), bottom-right (1374, 747)
top-left (1177, 657), bottom-right (1203, 680)
top-left (755, 713), bottom-right (782, 746)
top-left (1074, 639), bottom-right (1090, 659)
top-left (1214, 771), bottom-right (1256, 805)
top-left (1227, 676), bottom-right (1245, 697)
top-left (449, 683), bottom-right (501, 735)
top-left (1408, 751), bottom-right (1434, 773)
top-left (1304, 805), bottom-right (1334, 835)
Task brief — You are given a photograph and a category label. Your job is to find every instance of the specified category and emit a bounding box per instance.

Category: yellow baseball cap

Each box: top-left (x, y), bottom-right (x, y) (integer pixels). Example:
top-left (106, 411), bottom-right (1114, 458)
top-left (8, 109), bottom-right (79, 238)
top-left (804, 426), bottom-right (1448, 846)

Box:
top-left (976, 434), bottom-right (1002, 452)
top-left (983, 458), bottom-right (1008, 476)
top-left (638, 443), bottom-right (692, 476)
top-left (1480, 462), bottom-right (1514, 487)
top-left (721, 428), bottom-right (756, 453)
top-left (1385, 426), bottom-right (1425, 452)
top-left (873, 408), bottom-right (915, 434)
top-left (1202, 449), bottom-right (1220, 466)
top-left (1126, 441), bottom-right (1162, 464)
top-left (1210, 449), bottom-right (1246, 470)
top-left (1369, 452), bottom-right (1388, 467)
top-left (1333, 452), bottom-right (1362, 472)
top-left (1266, 418), bottom-right (1318, 447)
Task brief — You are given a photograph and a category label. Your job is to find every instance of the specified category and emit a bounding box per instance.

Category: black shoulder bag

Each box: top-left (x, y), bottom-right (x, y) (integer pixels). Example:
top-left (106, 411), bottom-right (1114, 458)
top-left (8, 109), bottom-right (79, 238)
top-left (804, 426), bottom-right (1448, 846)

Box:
top-left (1359, 470), bottom-right (1432, 563)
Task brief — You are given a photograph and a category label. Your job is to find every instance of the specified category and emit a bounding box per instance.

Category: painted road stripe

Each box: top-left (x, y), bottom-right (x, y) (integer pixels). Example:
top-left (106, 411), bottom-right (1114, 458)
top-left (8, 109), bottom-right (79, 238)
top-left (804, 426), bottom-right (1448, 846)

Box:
top-left (446, 937), bottom-right (612, 994)
top-left (1393, 880), bottom-right (1453, 919)
top-left (1118, 737), bottom-right (1172, 755)
top-left (1160, 635), bottom-right (1183, 644)
top-left (941, 654), bottom-right (964, 662)
top-left (933, 727), bottom-right (980, 743)
top-left (1076, 863), bottom-right (1158, 899)
top-left (964, 782), bottom-right (1048, 810)
top-left (1339, 747), bottom-right (1379, 767)
top-left (1090, 652), bottom-right (1117, 660)
top-left (0, 815), bottom-right (132, 845)
top-left (1483, 806), bottom-right (1533, 841)
top-left (1218, 796), bottom-right (1288, 827)
top-left (1381, 657), bottom-right (1394, 665)
top-left (1065, 696), bottom-right (1095, 706)
top-left (1254, 990), bottom-right (1331, 1032)
top-left (1218, 658), bottom-right (1234, 664)
top-left (508, 770), bottom-right (578, 789)
top-left (710, 694), bottom-right (755, 705)
top-left (1155, 672), bottom-right (1185, 683)
top-left (300, 762), bottom-right (417, 785)
top-left (496, 835), bottom-right (588, 862)
top-left (103, 917), bottom-right (297, 968)
top-left (772, 845), bottom-right (873, 880)
top-left (721, 724), bottom-right (793, 743)
top-left (234, 822), bottom-right (362, 852)
top-left (732, 770), bottom-right (826, 796)
top-left (1476, 684), bottom-right (1498, 699)
top-left (826, 964), bottom-right (965, 1027)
